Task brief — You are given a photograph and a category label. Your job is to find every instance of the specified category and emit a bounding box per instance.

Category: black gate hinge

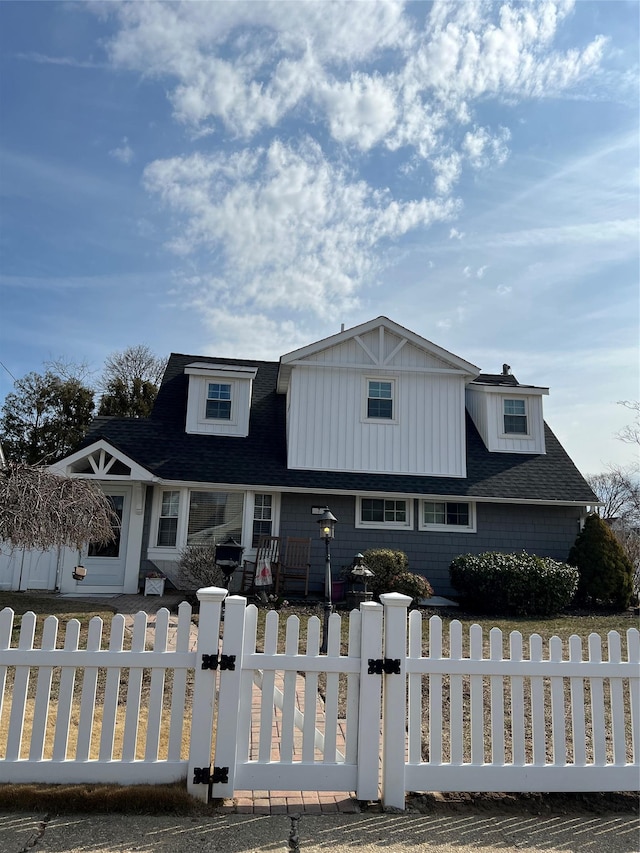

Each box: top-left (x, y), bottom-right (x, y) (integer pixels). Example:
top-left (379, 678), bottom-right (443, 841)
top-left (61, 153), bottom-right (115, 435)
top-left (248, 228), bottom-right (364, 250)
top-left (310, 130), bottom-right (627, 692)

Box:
top-left (192, 766), bottom-right (229, 785)
top-left (201, 653), bottom-right (236, 671)
top-left (368, 658), bottom-right (401, 675)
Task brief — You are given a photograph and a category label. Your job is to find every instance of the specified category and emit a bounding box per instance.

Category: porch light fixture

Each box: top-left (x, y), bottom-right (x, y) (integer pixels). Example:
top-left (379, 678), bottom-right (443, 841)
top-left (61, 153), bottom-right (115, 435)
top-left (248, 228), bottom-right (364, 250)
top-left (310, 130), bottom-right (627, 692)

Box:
top-left (317, 508), bottom-right (337, 653)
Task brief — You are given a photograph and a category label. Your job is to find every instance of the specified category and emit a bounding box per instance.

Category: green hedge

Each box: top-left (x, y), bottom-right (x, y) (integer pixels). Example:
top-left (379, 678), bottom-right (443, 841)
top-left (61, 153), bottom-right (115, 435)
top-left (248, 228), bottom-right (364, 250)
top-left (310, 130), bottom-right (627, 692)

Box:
top-left (449, 551), bottom-right (578, 616)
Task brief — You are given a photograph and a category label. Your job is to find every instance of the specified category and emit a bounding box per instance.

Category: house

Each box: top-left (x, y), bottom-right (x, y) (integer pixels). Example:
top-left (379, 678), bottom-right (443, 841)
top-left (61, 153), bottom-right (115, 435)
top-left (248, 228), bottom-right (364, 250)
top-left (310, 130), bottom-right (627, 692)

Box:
top-left (0, 317), bottom-right (598, 596)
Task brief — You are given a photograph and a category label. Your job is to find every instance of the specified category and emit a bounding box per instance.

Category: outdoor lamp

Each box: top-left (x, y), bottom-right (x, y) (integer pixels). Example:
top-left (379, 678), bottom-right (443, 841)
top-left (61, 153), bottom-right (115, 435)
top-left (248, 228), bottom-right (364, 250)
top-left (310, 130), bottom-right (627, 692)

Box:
top-left (318, 508), bottom-right (337, 540)
top-left (317, 508), bottom-right (337, 653)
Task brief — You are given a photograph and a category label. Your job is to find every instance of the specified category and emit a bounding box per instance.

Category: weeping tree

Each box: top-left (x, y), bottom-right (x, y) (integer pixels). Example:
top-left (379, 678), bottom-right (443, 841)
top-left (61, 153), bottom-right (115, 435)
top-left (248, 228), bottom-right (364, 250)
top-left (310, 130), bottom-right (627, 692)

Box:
top-left (0, 462), bottom-right (116, 552)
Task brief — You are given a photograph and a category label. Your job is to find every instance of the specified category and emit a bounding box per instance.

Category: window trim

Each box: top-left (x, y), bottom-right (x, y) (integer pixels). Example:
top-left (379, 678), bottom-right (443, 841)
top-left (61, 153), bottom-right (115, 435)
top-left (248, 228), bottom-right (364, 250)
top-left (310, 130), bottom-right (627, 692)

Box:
top-left (156, 489), bottom-right (181, 547)
top-left (202, 380), bottom-right (238, 425)
top-left (355, 495), bottom-right (413, 530)
top-left (362, 376), bottom-right (398, 424)
top-left (418, 500), bottom-right (476, 533)
top-left (501, 397), bottom-right (530, 437)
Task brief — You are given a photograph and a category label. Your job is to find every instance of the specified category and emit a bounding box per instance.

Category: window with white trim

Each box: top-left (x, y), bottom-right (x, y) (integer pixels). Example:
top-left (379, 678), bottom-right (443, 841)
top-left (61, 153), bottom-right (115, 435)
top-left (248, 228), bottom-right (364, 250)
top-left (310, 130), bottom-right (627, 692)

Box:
top-left (367, 379), bottom-right (394, 419)
top-left (356, 496), bottom-right (412, 529)
top-left (503, 398), bottom-right (527, 434)
top-left (419, 500), bottom-right (476, 532)
top-left (206, 382), bottom-right (232, 420)
top-left (157, 490), bottom-right (180, 547)
top-left (252, 494), bottom-right (273, 547)
top-left (187, 491), bottom-right (243, 546)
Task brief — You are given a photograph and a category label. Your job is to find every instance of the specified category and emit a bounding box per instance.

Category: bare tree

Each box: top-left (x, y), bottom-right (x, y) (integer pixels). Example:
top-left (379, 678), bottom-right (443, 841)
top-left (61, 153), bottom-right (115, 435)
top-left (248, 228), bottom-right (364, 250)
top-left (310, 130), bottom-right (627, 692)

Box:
top-left (0, 462), bottom-right (116, 551)
top-left (100, 345), bottom-right (167, 391)
top-left (98, 345), bottom-right (167, 418)
top-left (616, 400), bottom-right (640, 447)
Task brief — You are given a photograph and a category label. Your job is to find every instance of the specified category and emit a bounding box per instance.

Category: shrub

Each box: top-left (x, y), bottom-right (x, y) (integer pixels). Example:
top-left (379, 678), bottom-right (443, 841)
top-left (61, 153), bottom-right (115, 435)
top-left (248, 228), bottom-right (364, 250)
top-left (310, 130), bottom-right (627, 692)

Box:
top-left (361, 548), bottom-right (433, 603)
top-left (449, 551), bottom-right (578, 616)
top-left (568, 514), bottom-right (635, 609)
top-left (178, 543), bottom-right (225, 590)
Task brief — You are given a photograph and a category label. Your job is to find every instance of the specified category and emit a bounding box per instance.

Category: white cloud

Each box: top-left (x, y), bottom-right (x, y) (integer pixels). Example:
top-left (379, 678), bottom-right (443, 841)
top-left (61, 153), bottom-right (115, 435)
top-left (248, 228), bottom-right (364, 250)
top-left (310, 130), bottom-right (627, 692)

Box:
top-left (109, 137), bottom-right (134, 165)
top-left (143, 139), bottom-right (457, 318)
top-left (476, 265), bottom-right (488, 279)
top-left (462, 265), bottom-right (472, 278)
top-left (497, 284), bottom-right (512, 296)
top-left (449, 228), bottom-right (464, 240)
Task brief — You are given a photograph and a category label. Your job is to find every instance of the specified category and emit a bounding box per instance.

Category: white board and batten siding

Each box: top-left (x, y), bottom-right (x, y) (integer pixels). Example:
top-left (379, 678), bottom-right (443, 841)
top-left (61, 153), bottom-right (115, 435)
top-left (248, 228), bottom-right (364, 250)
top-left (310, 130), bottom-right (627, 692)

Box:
top-left (286, 331), bottom-right (468, 477)
top-left (466, 385), bottom-right (547, 454)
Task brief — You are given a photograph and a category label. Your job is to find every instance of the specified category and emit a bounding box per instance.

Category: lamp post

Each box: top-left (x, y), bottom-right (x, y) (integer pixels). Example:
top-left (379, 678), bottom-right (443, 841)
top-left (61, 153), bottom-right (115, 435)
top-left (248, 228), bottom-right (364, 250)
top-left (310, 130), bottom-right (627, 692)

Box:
top-left (317, 507), bottom-right (337, 654)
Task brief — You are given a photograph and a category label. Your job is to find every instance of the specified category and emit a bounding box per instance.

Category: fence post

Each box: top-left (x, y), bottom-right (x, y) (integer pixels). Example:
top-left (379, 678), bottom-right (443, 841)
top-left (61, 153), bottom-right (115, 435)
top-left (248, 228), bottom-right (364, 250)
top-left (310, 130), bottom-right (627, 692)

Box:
top-left (210, 595), bottom-right (247, 798)
top-left (356, 602), bottom-right (383, 802)
top-left (379, 593), bottom-right (411, 810)
top-left (187, 586), bottom-right (227, 802)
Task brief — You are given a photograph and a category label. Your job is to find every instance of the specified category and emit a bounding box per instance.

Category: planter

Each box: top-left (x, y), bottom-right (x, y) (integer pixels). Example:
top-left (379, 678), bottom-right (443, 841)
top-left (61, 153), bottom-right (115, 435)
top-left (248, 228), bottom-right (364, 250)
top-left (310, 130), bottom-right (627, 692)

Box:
top-left (332, 579), bottom-right (346, 602)
top-left (144, 577), bottom-right (165, 596)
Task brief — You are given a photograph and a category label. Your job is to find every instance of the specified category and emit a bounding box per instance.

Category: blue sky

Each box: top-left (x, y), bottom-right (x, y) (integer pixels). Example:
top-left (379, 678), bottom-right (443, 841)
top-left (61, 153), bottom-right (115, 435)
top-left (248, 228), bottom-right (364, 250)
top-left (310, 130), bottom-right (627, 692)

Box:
top-left (0, 0), bottom-right (638, 476)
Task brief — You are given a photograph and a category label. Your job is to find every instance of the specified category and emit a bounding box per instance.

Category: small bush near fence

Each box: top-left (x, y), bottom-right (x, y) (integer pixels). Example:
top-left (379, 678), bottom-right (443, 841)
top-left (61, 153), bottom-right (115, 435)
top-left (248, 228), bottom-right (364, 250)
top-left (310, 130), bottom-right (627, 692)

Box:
top-left (449, 552), bottom-right (578, 616)
top-left (362, 548), bottom-right (434, 602)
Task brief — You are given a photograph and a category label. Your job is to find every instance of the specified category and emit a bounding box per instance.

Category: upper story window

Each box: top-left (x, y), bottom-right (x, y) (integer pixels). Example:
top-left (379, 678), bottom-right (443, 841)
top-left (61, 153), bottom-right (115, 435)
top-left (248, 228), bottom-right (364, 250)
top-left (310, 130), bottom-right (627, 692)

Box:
top-left (420, 500), bottom-right (475, 532)
top-left (157, 490), bottom-right (180, 547)
top-left (366, 379), bottom-right (394, 420)
top-left (356, 495), bottom-right (412, 529)
top-left (503, 398), bottom-right (527, 434)
top-left (206, 383), bottom-right (232, 420)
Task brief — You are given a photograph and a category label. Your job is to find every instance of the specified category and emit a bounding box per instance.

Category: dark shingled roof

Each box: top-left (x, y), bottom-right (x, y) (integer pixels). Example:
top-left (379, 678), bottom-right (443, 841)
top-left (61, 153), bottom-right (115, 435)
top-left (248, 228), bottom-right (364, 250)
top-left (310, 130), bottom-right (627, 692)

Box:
top-left (80, 353), bottom-right (598, 504)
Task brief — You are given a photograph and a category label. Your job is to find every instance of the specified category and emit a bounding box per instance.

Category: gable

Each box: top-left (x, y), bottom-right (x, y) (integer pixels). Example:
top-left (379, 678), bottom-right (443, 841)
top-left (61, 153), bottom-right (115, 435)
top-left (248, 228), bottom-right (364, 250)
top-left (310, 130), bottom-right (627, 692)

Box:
top-left (277, 316), bottom-right (479, 393)
top-left (49, 439), bottom-right (157, 482)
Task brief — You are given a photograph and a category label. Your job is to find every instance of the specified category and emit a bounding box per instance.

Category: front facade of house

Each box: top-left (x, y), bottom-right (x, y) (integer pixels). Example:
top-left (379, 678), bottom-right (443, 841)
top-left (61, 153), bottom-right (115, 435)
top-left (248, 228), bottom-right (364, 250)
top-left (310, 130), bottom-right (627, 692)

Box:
top-left (0, 317), bottom-right (598, 596)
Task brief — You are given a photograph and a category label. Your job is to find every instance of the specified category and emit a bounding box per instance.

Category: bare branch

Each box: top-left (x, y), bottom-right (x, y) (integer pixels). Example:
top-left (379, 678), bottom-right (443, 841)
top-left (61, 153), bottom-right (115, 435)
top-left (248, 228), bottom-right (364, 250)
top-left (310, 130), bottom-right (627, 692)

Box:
top-left (0, 463), bottom-right (117, 551)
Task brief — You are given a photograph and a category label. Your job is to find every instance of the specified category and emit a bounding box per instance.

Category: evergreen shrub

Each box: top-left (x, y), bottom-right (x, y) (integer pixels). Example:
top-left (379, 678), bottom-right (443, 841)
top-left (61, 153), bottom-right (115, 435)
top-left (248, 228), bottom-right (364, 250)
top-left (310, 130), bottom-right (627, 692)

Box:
top-left (449, 551), bottom-right (578, 616)
top-left (568, 514), bottom-right (634, 609)
top-left (362, 548), bottom-right (433, 602)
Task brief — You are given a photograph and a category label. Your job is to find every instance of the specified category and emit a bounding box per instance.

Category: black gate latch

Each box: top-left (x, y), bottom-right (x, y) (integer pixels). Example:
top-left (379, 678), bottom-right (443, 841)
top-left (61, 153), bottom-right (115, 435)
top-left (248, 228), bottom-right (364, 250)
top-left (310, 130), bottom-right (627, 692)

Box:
top-left (192, 766), bottom-right (229, 785)
top-left (201, 654), bottom-right (236, 671)
top-left (367, 658), bottom-right (401, 675)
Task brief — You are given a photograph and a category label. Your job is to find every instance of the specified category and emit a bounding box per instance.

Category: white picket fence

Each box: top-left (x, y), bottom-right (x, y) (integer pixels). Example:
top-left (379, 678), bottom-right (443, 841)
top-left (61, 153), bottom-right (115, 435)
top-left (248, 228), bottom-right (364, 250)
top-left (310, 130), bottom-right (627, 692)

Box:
top-left (0, 589), bottom-right (638, 809)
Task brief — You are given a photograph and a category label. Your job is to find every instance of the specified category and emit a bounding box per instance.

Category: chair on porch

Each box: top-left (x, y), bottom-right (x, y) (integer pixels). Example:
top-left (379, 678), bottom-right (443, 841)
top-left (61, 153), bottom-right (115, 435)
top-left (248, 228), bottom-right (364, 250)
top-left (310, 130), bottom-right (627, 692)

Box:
top-left (275, 537), bottom-right (312, 597)
top-left (239, 535), bottom-right (281, 594)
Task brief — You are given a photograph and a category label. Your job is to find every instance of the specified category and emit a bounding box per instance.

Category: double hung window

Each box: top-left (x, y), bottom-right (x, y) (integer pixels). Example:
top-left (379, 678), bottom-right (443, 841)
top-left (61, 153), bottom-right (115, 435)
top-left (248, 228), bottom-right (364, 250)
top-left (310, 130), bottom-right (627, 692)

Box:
top-left (206, 383), bottom-right (232, 420)
top-left (367, 380), bottom-right (393, 419)
top-left (503, 399), bottom-right (527, 434)
top-left (157, 490), bottom-right (180, 547)
top-left (252, 494), bottom-right (273, 547)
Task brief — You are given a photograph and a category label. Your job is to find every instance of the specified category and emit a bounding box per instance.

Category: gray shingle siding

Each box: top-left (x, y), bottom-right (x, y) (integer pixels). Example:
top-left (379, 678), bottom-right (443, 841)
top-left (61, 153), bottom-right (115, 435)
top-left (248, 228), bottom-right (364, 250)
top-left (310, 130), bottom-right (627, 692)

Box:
top-left (280, 493), bottom-right (582, 597)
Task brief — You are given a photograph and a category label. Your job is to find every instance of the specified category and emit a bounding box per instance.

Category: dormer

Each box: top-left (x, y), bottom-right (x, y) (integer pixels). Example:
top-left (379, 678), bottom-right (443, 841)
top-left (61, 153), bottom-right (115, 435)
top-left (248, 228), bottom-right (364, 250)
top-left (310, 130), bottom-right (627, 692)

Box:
top-left (465, 368), bottom-right (549, 454)
top-left (277, 317), bottom-right (480, 477)
top-left (184, 362), bottom-right (257, 437)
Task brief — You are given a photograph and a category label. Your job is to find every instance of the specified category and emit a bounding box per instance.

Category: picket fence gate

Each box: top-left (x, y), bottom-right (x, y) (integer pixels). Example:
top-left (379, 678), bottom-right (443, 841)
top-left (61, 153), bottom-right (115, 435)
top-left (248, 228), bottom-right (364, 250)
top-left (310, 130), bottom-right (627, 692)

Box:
top-left (0, 588), bottom-right (638, 809)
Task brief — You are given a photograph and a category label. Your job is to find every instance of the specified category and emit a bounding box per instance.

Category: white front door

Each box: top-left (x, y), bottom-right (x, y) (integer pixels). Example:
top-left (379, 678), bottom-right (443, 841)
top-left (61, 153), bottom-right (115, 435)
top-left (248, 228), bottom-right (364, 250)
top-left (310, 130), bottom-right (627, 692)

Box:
top-left (83, 488), bottom-right (131, 587)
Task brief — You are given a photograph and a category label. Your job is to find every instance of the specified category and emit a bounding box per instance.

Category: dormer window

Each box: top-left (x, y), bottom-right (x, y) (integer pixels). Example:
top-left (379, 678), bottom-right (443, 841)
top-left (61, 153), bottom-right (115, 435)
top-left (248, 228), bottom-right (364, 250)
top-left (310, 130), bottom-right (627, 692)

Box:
top-left (503, 399), bottom-right (527, 435)
top-left (206, 382), bottom-right (232, 420)
top-left (185, 362), bottom-right (257, 437)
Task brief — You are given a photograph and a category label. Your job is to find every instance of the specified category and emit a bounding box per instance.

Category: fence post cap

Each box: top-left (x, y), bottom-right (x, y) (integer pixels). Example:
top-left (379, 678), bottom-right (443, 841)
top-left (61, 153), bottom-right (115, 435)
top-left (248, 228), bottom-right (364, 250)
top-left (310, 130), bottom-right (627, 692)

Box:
top-left (196, 586), bottom-right (228, 603)
top-left (379, 592), bottom-right (412, 608)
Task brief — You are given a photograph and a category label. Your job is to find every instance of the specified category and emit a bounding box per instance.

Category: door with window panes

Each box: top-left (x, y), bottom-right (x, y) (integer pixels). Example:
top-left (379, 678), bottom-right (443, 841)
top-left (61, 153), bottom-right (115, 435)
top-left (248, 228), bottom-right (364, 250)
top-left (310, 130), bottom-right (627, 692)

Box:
top-left (84, 487), bottom-right (130, 586)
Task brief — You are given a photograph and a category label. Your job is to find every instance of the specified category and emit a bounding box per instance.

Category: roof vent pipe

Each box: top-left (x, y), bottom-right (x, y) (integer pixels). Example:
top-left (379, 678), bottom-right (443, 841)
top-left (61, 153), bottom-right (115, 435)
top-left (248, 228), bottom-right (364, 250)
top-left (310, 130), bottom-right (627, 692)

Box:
top-left (502, 364), bottom-right (511, 375)
top-left (341, 323), bottom-right (345, 332)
